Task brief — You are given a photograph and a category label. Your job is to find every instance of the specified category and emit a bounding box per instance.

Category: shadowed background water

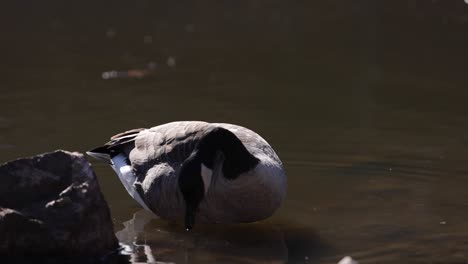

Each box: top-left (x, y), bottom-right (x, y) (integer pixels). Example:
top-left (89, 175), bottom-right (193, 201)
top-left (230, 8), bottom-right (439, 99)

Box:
top-left (1, 1), bottom-right (468, 263)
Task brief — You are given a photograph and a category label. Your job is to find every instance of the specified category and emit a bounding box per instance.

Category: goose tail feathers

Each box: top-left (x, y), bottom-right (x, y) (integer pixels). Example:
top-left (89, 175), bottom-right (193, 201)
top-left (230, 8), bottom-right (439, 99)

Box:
top-left (86, 146), bottom-right (112, 162)
top-left (87, 128), bottom-right (146, 162)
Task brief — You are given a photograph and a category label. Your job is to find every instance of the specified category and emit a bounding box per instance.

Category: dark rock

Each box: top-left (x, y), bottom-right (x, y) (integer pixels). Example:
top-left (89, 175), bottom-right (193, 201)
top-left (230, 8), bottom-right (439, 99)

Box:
top-left (0, 150), bottom-right (119, 256)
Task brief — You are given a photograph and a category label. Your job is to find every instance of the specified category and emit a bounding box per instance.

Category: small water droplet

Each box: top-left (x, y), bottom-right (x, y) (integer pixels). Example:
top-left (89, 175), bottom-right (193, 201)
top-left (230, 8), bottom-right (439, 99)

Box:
top-left (143, 35), bottom-right (153, 44)
top-left (167, 56), bottom-right (176, 68)
top-left (106, 28), bottom-right (116, 38)
top-left (185, 24), bottom-right (195, 32)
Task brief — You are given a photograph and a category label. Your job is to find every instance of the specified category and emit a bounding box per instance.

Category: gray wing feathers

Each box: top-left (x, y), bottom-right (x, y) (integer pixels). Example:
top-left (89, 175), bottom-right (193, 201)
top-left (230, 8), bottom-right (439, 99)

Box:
top-left (128, 121), bottom-right (281, 171)
top-left (129, 121), bottom-right (211, 176)
top-left (129, 121), bottom-right (211, 219)
top-left (110, 128), bottom-right (146, 140)
top-left (139, 163), bottom-right (181, 217)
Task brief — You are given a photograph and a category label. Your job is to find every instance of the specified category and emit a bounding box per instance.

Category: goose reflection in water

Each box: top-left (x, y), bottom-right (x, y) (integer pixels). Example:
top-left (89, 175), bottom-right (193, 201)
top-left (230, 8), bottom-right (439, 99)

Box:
top-left (115, 209), bottom-right (290, 264)
top-left (116, 210), bottom-right (161, 264)
top-left (114, 209), bottom-right (330, 263)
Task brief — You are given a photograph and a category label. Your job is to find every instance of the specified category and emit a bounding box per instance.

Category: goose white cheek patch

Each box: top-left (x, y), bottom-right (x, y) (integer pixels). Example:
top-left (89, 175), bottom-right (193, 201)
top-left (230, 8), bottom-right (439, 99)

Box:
top-left (201, 163), bottom-right (213, 194)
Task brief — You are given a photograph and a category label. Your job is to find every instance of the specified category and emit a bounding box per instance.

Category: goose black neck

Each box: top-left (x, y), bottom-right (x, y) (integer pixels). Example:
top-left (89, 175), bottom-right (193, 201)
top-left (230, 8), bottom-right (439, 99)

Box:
top-left (197, 127), bottom-right (259, 180)
top-left (178, 154), bottom-right (204, 230)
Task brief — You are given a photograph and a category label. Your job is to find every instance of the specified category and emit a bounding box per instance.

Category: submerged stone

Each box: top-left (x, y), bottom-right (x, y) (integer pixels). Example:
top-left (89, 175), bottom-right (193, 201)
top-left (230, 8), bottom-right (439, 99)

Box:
top-left (0, 150), bottom-right (118, 256)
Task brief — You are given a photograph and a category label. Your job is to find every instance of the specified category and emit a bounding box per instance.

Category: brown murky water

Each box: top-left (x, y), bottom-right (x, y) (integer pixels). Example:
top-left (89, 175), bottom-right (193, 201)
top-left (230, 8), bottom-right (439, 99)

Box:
top-left (2, 1), bottom-right (468, 263)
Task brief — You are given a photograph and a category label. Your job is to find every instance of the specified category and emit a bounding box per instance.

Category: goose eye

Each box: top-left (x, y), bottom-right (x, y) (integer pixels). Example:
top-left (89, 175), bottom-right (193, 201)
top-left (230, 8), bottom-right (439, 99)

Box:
top-left (201, 163), bottom-right (213, 194)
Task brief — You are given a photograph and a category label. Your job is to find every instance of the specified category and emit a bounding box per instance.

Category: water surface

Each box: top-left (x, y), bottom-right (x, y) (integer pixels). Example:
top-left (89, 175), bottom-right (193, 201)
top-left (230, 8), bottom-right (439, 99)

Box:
top-left (1, 1), bottom-right (468, 263)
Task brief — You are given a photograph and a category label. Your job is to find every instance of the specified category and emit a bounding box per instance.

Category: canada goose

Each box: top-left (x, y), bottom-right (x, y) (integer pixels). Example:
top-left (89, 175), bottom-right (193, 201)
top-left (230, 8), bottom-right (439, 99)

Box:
top-left (87, 121), bottom-right (287, 230)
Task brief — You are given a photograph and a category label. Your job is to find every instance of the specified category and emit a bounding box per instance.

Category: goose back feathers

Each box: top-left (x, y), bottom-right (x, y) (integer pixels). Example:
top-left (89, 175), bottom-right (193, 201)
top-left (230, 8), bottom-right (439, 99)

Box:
top-left (88, 121), bottom-right (287, 229)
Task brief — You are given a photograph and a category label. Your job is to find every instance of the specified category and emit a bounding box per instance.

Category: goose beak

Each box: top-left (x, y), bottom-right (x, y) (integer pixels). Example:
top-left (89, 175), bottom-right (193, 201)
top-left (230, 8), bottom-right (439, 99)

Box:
top-left (185, 207), bottom-right (195, 231)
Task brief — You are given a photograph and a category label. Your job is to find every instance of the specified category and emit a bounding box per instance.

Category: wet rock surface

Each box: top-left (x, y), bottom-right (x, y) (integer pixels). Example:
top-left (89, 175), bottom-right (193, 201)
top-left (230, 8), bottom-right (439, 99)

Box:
top-left (0, 150), bottom-right (119, 256)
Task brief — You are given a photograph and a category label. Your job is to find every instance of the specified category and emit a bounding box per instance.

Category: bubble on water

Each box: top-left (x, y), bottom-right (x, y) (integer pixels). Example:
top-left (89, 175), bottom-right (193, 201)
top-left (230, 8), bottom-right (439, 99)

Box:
top-left (143, 35), bottom-right (153, 44)
top-left (185, 24), bottom-right (195, 32)
top-left (106, 28), bottom-right (116, 38)
top-left (147, 61), bottom-right (158, 70)
top-left (167, 56), bottom-right (176, 68)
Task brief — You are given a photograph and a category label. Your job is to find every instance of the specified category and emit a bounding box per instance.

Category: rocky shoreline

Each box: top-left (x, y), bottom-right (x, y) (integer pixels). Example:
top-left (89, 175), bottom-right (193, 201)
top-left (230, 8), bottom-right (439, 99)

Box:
top-left (0, 150), bottom-right (119, 257)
